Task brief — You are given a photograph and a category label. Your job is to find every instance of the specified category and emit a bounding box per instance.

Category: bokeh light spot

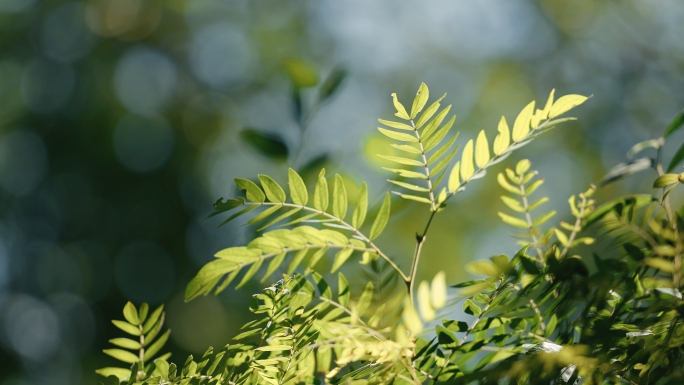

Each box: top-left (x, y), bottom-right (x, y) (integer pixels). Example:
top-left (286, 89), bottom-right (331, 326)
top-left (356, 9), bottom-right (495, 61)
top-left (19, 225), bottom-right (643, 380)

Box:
top-left (0, 130), bottom-right (48, 196)
top-left (189, 22), bottom-right (254, 88)
top-left (114, 47), bottom-right (177, 115)
top-left (42, 2), bottom-right (96, 63)
top-left (21, 59), bottom-right (75, 114)
top-left (1, 295), bottom-right (60, 362)
top-left (113, 114), bottom-right (175, 173)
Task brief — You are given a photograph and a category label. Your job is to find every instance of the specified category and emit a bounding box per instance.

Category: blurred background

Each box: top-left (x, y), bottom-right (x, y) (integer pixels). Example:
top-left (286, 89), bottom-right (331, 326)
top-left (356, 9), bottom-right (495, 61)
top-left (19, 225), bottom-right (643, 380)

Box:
top-left (1, 0), bottom-right (684, 383)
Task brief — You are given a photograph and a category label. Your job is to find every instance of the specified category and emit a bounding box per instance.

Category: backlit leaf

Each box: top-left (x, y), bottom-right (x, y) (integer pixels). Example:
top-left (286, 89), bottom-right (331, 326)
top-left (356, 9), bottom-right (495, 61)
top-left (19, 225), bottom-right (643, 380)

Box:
top-left (512, 101), bottom-right (535, 142)
top-left (103, 349), bottom-right (139, 364)
top-left (313, 169), bottom-right (329, 211)
top-left (475, 130), bottom-right (490, 168)
top-left (549, 94), bottom-right (588, 118)
top-left (418, 281), bottom-right (436, 321)
top-left (460, 140), bottom-right (475, 180)
top-left (378, 119), bottom-right (413, 131)
top-left (258, 175), bottom-right (286, 203)
top-left (332, 174), bottom-right (347, 219)
top-left (352, 182), bottom-right (368, 228)
top-left (391, 93), bottom-right (410, 120)
top-left (123, 302), bottom-right (139, 325)
top-left (331, 248), bottom-right (354, 272)
top-left (448, 161), bottom-right (460, 192)
top-left (431, 271), bottom-right (447, 309)
top-left (493, 116), bottom-right (510, 155)
top-left (288, 168), bottom-right (308, 205)
top-left (411, 82), bottom-right (429, 119)
top-left (369, 193), bottom-right (391, 240)
top-left (235, 178), bottom-right (266, 202)
top-left (377, 127), bottom-right (418, 142)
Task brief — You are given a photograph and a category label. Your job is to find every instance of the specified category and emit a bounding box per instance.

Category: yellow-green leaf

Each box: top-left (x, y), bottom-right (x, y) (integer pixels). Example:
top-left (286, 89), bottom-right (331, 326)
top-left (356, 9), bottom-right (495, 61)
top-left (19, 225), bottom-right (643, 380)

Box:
top-left (554, 228), bottom-right (569, 246)
top-left (498, 212), bottom-right (529, 229)
top-left (391, 93), bottom-right (410, 120)
top-left (288, 168), bottom-right (308, 205)
top-left (103, 348), bottom-right (139, 364)
top-left (389, 180), bottom-right (430, 193)
top-left (403, 298), bottom-right (423, 334)
top-left (391, 143), bottom-right (422, 154)
top-left (431, 271), bottom-right (447, 309)
top-left (352, 182), bottom-right (368, 228)
top-left (95, 367), bottom-right (131, 380)
top-left (332, 174), bottom-right (347, 220)
top-left (448, 161), bottom-right (460, 192)
top-left (378, 127), bottom-right (418, 142)
top-left (369, 193), bottom-right (391, 240)
top-left (109, 338), bottom-right (141, 350)
top-left (112, 320), bottom-right (141, 336)
top-left (460, 139), bottom-right (475, 180)
top-left (258, 175), bottom-right (286, 203)
top-left (532, 211), bottom-right (556, 227)
top-left (654, 174), bottom-right (680, 188)
top-left (123, 302), bottom-right (139, 325)
top-left (512, 101), bottom-right (535, 142)
top-left (418, 281), bottom-right (435, 321)
top-left (331, 248), bottom-right (354, 273)
top-left (410, 82), bottom-right (429, 118)
top-left (463, 299), bottom-right (482, 315)
top-left (549, 94), bottom-right (587, 118)
top-left (540, 89), bottom-right (555, 119)
top-left (467, 260), bottom-right (502, 277)
top-left (235, 178), bottom-right (265, 202)
top-left (416, 95), bottom-right (447, 129)
top-left (475, 130), bottom-right (490, 168)
top-left (236, 258), bottom-right (263, 289)
top-left (378, 119), bottom-right (413, 131)
top-left (645, 257), bottom-right (675, 273)
top-left (377, 155), bottom-right (423, 166)
top-left (493, 116), bottom-right (510, 155)
top-left (313, 169), bottom-right (328, 211)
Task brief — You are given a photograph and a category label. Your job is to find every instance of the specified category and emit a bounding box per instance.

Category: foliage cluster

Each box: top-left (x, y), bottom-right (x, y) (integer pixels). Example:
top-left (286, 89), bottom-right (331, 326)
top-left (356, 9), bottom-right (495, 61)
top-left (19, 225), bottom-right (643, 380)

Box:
top-left (98, 82), bottom-right (684, 384)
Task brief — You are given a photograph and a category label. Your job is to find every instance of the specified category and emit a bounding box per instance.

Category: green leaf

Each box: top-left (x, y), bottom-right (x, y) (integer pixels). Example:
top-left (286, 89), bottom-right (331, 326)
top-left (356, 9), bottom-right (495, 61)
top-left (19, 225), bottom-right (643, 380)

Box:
top-left (411, 82), bottom-right (429, 119)
top-left (331, 248), bottom-right (354, 272)
top-left (378, 119), bottom-right (413, 131)
top-left (493, 117), bottom-right (510, 155)
top-left (313, 169), bottom-right (329, 211)
top-left (532, 211), bottom-right (556, 227)
top-left (109, 338), bottom-right (141, 350)
top-left (218, 205), bottom-right (257, 227)
top-left (137, 304), bottom-right (149, 324)
top-left (391, 143), bottom-right (422, 154)
top-left (466, 260), bottom-right (501, 277)
top-left (474, 130), bottom-right (490, 168)
top-left (112, 320), bottom-right (141, 336)
top-left (258, 175), bottom-right (286, 203)
top-left (418, 281), bottom-right (436, 321)
top-left (628, 138), bottom-right (662, 158)
top-left (463, 299), bottom-right (482, 316)
top-left (600, 158), bottom-right (653, 185)
top-left (497, 173), bottom-right (520, 195)
top-left (235, 258), bottom-right (263, 289)
top-left (369, 193), bottom-right (391, 240)
top-left (103, 349), bottom-right (139, 364)
top-left (388, 180), bottom-right (430, 193)
top-left (288, 168), bottom-right (308, 205)
top-left (377, 127), bottom-right (418, 142)
top-left (257, 208), bottom-right (301, 231)
top-left (497, 212), bottom-right (529, 229)
top-left (427, 133), bottom-right (459, 164)
top-left (240, 129), bottom-right (289, 162)
top-left (307, 247), bottom-right (327, 269)
top-left (645, 257), bottom-right (675, 273)
top-left (549, 94), bottom-right (588, 118)
top-left (377, 155), bottom-right (423, 166)
top-left (431, 271), bottom-right (447, 309)
top-left (235, 178), bottom-right (266, 202)
top-left (144, 329), bottom-right (171, 361)
top-left (423, 116), bottom-right (455, 152)
top-left (500, 196), bottom-right (524, 213)
top-left (123, 302), bottom-right (139, 325)
top-left (142, 305), bottom-right (164, 334)
top-left (667, 143), bottom-right (684, 172)
top-left (382, 167), bottom-right (427, 179)
top-left (352, 182), bottom-right (368, 228)
top-left (654, 174), bottom-right (681, 188)
top-left (391, 93), bottom-right (410, 120)
top-left (319, 66), bottom-right (346, 101)
top-left (512, 101), bottom-right (535, 142)
top-left (332, 174), bottom-right (347, 219)
top-left (283, 58), bottom-right (318, 88)
top-left (394, 192), bottom-right (431, 204)
top-left (288, 248), bottom-right (309, 274)
top-left (247, 205), bottom-right (281, 224)
top-left (448, 161), bottom-right (460, 192)
top-left (460, 139), bottom-right (475, 180)
top-left (338, 273), bottom-right (350, 307)
top-left (95, 367), bottom-right (131, 380)
top-left (262, 252), bottom-right (287, 282)
top-left (417, 95), bottom-right (448, 129)
top-left (519, 254), bottom-right (541, 275)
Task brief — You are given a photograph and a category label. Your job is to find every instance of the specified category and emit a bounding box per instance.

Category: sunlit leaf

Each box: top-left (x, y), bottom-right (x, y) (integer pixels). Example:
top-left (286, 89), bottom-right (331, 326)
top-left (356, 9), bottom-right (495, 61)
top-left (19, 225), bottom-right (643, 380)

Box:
top-left (493, 116), bottom-right (510, 155)
top-left (460, 139), bottom-right (475, 180)
top-left (391, 93), bottom-right (410, 120)
top-left (549, 94), bottom-right (588, 118)
top-left (352, 182), bottom-right (368, 228)
top-left (369, 193), bottom-right (391, 240)
top-left (288, 168), bottom-right (308, 206)
top-left (475, 130), bottom-right (490, 168)
top-left (512, 101), bottom-right (535, 142)
top-left (332, 174), bottom-right (347, 220)
top-left (410, 82), bottom-right (429, 119)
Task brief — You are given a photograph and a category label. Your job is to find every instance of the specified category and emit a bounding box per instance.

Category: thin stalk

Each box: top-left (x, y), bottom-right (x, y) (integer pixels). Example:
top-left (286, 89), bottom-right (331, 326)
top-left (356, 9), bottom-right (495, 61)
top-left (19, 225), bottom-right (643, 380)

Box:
top-left (559, 194), bottom-right (587, 259)
top-left (519, 177), bottom-right (545, 264)
top-left (409, 119), bottom-right (436, 211)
